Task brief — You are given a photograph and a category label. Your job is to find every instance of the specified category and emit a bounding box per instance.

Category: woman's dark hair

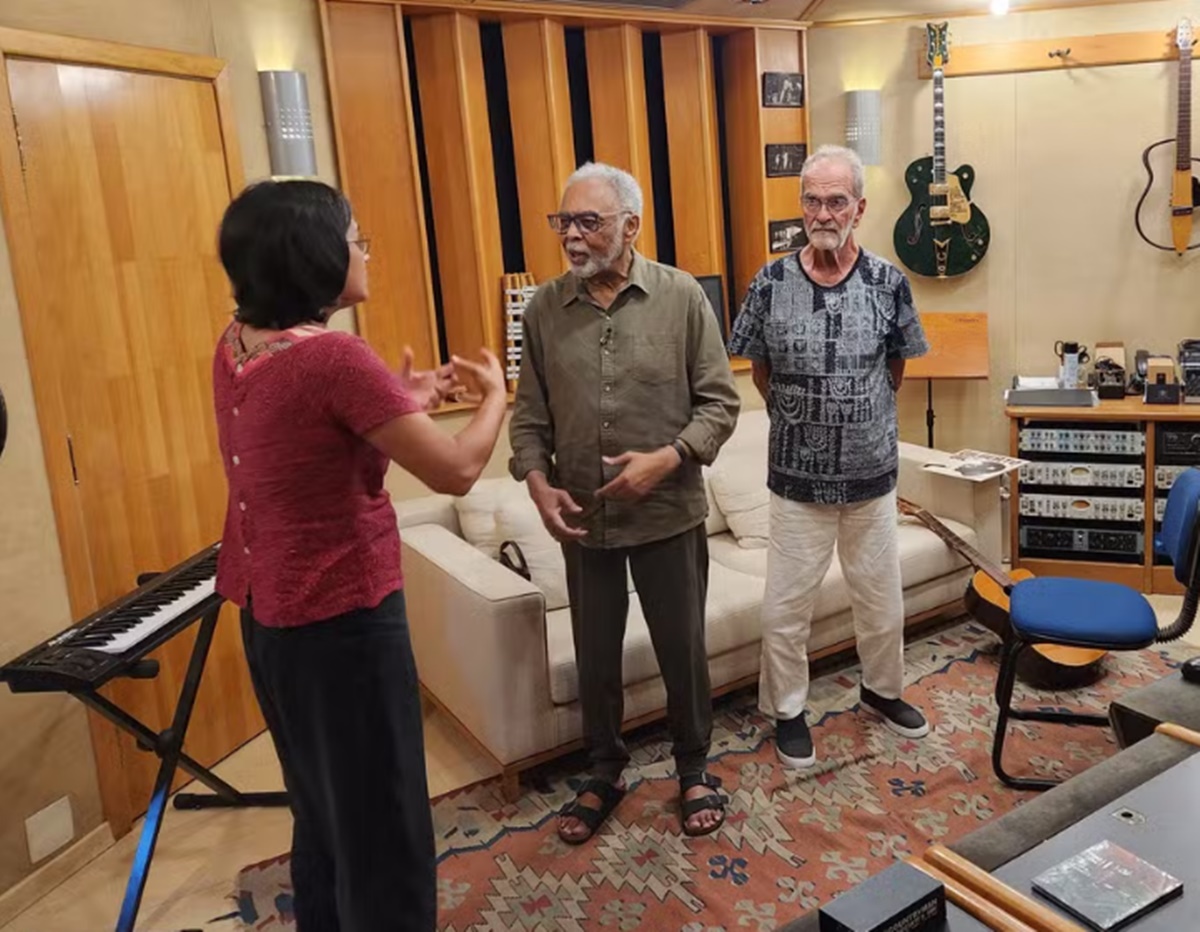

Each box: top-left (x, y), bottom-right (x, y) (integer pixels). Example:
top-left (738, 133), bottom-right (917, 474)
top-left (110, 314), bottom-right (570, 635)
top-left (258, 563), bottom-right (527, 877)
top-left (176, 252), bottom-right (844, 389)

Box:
top-left (219, 180), bottom-right (354, 329)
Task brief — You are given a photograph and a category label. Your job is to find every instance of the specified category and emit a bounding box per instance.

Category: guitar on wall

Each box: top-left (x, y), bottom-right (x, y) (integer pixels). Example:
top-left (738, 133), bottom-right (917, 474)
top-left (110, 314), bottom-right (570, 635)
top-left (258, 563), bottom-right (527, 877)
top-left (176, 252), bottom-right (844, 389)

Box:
top-left (1134, 17), bottom-right (1200, 254)
top-left (893, 22), bottom-right (991, 279)
top-left (897, 498), bottom-right (1107, 690)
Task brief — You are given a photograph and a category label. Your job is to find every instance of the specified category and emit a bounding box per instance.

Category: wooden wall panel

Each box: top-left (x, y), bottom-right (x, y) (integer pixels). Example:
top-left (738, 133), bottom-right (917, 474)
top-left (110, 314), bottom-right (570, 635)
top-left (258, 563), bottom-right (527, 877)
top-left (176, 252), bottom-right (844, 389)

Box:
top-left (411, 12), bottom-right (504, 359)
top-left (584, 23), bottom-right (657, 259)
top-left (661, 28), bottom-right (725, 279)
top-left (722, 29), bottom-right (766, 307)
top-left (324, 2), bottom-right (438, 370)
top-left (2, 48), bottom-right (262, 836)
top-left (723, 27), bottom-right (809, 309)
top-left (759, 29), bottom-right (806, 232)
top-left (503, 18), bottom-right (574, 285)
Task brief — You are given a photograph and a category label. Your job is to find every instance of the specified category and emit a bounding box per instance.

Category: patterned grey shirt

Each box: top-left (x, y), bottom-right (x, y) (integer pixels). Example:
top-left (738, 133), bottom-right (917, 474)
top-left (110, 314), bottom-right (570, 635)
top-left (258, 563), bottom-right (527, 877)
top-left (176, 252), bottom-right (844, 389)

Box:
top-left (727, 249), bottom-right (928, 505)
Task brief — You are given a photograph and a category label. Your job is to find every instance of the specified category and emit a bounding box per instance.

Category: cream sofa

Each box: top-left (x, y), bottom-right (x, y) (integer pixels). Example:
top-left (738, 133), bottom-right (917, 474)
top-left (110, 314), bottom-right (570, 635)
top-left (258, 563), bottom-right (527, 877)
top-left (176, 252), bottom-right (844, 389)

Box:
top-left (395, 409), bottom-right (1002, 798)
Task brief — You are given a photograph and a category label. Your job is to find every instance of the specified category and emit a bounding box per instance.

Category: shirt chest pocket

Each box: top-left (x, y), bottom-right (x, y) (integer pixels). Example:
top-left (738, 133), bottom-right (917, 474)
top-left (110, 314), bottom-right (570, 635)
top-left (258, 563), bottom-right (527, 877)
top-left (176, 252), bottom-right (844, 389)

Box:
top-left (631, 336), bottom-right (679, 385)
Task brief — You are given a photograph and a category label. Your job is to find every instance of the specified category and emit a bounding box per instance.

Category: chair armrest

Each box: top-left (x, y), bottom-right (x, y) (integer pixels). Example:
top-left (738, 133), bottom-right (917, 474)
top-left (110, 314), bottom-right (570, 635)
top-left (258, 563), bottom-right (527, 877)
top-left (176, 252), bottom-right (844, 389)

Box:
top-left (898, 442), bottom-right (1003, 566)
top-left (401, 523), bottom-right (554, 766)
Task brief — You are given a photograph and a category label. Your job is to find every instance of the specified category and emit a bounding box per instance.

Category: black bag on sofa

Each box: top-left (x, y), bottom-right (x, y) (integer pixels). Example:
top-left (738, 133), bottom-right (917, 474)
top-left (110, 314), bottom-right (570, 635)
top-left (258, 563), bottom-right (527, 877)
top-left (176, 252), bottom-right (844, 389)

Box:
top-left (498, 540), bottom-right (531, 581)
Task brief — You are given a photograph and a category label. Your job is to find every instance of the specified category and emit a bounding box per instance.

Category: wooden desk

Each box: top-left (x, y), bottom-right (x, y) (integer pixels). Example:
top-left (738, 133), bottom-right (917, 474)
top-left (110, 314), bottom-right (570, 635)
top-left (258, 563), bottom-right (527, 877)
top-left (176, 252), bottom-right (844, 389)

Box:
top-left (992, 751), bottom-right (1200, 930)
top-left (1006, 398), bottom-right (1200, 594)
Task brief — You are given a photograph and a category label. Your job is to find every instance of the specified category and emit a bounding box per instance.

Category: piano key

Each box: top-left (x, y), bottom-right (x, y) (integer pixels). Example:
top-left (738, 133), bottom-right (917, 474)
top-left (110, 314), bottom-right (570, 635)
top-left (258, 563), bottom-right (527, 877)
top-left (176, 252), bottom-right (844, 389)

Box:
top-left (0, 543), bottom-right (222, 692)
top-left (90, 576), bottom-right (217, 655)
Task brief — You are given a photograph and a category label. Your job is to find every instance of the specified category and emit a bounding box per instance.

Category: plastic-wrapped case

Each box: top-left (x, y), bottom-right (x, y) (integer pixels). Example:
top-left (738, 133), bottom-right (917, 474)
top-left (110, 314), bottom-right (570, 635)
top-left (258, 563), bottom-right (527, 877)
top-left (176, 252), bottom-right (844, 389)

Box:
top-left (1031, 839), bottom-right (1183, 930)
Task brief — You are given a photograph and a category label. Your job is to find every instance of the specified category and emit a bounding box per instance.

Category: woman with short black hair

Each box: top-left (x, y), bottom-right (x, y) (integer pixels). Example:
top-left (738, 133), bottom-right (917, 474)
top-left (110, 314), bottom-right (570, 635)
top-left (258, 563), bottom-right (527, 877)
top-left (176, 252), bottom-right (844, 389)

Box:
top-left (213, 179), bottom-right (505, 931)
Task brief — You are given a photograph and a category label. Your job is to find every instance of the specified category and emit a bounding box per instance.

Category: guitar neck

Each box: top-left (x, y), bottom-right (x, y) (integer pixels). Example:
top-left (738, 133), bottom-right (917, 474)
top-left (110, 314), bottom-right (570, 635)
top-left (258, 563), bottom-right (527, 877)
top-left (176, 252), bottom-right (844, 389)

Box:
top-left (909, 506), bottom-right (1010, 589)
top-left (933, 68), bottom-right (946, 184)
top-left (1179, 48), bottom-right (1193, 171)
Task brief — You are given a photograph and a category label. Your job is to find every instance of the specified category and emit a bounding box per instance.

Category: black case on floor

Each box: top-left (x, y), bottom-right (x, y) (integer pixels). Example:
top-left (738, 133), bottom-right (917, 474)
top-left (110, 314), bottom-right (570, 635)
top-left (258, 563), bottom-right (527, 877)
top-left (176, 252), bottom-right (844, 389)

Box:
top-left (818, 861), bottom-right (947, 932)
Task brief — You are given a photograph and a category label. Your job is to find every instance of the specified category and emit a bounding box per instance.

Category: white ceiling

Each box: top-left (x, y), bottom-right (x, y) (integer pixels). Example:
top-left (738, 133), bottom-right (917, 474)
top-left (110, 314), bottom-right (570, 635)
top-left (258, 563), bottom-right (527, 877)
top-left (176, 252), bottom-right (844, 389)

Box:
top-left (806, 0), bottom-right (1135, 23)
top-left (585, 0), bottom-right (1153, 24)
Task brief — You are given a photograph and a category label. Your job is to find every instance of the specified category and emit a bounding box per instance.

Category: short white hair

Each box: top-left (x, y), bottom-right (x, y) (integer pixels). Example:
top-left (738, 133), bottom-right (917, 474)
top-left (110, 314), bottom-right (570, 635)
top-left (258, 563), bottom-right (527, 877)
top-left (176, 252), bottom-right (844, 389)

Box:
top-left (565, 161), bottom-right (644, 217)
top-left (800, 144), bottom-right (865, 199)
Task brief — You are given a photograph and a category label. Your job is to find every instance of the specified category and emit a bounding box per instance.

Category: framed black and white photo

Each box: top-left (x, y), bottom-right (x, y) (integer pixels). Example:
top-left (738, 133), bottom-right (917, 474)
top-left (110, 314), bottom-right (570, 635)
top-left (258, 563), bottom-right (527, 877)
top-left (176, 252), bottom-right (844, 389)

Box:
top-left (762, 71), bottom-right (804, 108)
top-left (766, 143), bottom-right (806, 178)
top-left (695, 274), bottom-right (727, 342)
top-left (768, 219), bottom-right (807, 253)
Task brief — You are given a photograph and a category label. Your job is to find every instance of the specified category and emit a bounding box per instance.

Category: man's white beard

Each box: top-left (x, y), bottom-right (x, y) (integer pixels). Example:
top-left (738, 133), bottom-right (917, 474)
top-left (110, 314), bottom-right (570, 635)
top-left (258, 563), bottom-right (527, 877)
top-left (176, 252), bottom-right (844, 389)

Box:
top-left (571, 234), bottom-right (626, 280)
top-left (807, 222), bottom-right (852, 251)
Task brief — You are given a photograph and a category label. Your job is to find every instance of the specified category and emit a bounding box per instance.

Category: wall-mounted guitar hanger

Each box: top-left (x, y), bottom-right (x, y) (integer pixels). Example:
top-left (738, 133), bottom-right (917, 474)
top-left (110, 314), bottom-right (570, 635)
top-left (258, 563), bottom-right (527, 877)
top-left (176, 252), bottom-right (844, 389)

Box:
top-left (917, 28), bottom-right (1180, 79)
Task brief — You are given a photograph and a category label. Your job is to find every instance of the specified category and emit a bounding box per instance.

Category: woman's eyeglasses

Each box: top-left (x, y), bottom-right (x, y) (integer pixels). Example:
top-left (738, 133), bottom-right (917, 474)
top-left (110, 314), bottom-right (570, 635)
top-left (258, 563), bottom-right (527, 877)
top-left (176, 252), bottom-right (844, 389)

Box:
top-left (546, 211), bottom-right (627, 235)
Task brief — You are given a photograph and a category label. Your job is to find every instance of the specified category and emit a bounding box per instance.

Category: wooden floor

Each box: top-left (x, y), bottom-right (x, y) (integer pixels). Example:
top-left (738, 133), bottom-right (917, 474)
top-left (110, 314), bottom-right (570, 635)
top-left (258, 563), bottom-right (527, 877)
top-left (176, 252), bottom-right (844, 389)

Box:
top-left (0, 700), bottom-right (499, 932)
top-left (2, 593), bottom-right (1197, 932)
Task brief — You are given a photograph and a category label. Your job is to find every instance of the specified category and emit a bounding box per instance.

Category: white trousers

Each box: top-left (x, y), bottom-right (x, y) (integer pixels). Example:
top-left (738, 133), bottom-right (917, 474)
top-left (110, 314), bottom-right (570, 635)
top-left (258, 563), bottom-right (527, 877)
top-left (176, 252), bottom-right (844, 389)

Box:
top-left (759, 489), bottom-right (905, 721)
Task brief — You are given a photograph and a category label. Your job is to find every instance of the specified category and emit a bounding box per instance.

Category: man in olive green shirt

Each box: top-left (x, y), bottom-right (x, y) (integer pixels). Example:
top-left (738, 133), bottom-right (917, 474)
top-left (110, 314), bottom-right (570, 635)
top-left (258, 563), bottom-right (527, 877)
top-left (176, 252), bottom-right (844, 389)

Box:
top-left (510, 162), bottom-right (739, 843)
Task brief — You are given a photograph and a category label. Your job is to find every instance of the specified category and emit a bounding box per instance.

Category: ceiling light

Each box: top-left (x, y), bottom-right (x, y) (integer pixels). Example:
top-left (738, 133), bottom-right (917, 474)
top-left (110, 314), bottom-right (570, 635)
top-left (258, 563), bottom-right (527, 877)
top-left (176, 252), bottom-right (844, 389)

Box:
top-left (990, 0), bottom-right (1010, 13)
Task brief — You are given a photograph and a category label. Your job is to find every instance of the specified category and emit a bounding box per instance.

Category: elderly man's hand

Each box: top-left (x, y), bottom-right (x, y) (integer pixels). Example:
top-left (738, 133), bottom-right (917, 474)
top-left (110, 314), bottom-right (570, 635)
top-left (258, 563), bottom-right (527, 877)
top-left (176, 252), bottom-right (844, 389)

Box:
top-left (596, 447), bottom-right (681, 502)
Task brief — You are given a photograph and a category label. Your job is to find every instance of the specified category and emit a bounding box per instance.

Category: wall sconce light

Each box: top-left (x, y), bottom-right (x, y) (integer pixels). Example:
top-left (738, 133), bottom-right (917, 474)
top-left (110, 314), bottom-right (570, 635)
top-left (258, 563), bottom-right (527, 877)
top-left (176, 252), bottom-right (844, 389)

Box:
top-left (259, 70), bottom-right (317, 178)
top-left (844, 89), bottom-right (882, 166)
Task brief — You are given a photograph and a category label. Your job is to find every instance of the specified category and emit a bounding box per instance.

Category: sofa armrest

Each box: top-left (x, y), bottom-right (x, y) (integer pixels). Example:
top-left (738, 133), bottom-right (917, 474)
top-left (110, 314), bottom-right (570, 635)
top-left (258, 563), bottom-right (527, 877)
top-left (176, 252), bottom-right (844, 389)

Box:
top-left (395, 493), bottom-right (460, 534)
top-left (898, 442), bottom-right (1003, 566)
top-left (401, 523), bottom-right (554, 766)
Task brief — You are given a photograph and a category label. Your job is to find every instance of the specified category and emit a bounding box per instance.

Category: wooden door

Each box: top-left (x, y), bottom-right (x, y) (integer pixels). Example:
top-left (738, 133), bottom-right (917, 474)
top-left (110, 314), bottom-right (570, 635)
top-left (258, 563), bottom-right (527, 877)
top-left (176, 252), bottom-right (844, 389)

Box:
top-left (0, 30), bottom-right (263, 836)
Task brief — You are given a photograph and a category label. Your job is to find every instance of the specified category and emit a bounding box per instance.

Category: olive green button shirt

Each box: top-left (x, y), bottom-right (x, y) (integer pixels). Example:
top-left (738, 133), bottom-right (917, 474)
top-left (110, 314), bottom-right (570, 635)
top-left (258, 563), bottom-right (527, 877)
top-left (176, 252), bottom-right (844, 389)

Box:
top-left (509, 253), bottom-right (741, 548)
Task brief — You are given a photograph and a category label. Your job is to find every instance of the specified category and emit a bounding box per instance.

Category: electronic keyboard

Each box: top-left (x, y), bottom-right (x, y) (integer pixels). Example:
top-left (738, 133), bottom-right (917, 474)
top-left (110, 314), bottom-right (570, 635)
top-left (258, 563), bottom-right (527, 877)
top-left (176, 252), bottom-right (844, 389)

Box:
top-left (0, 543), bottom-right (221, 693)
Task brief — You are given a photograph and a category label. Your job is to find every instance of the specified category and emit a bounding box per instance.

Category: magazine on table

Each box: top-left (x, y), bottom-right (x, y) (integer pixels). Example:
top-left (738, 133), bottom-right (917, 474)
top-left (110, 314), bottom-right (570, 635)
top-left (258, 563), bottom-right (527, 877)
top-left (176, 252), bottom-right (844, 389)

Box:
top-left (922, 449), bottom-right (1028, 483)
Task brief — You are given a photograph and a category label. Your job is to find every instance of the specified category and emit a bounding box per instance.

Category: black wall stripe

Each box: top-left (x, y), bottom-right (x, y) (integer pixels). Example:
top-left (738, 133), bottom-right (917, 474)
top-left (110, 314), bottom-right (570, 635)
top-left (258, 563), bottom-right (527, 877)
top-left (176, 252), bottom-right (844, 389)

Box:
top-left (642, 32), bottom-right (676, 268)
top-left (712, 34), bottom-right (737, 326)
top-left (481, 22), bottom-right (526, 275)
top-left (403, 17), bottom-right (449, 364)
top-left (565, 28), bottom-right (594, 167)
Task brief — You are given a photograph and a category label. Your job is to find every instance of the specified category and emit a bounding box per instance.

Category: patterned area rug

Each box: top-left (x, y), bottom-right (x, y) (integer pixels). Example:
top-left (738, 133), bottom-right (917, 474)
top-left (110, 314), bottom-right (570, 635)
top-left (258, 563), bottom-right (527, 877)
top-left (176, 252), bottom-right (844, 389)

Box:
top-left (233, 620), bottom-right (1189, 930)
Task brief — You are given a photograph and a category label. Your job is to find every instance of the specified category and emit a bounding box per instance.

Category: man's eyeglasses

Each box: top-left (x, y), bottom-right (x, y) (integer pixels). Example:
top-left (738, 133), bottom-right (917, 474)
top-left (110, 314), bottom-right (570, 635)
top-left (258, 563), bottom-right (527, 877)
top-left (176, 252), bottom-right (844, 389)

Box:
top-left (351, 238), bottom-right (371, 259)
top-left (801, 195), bottom-right (854, 214)
top-left (546, 211), bottom-right (627, 235)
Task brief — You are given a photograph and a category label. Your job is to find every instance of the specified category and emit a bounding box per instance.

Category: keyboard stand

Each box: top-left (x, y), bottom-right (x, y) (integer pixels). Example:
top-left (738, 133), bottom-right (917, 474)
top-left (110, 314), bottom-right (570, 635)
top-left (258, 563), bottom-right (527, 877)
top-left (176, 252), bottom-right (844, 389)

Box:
top-left (72, 600), bottom-right (288, 932)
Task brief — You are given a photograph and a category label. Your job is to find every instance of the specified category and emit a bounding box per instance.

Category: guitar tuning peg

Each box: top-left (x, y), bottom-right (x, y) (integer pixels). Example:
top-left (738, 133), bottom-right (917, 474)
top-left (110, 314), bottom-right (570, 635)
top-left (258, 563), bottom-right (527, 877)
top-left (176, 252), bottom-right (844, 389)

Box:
top-left (1048, 47), bottom-right (1071, 59)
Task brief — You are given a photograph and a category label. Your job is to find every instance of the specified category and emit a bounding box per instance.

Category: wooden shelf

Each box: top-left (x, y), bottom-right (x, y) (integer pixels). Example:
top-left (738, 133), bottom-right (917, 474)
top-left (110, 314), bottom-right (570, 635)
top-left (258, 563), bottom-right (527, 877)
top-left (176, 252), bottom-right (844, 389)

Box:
top-left (1153, 565), bottom-right (1186, 596)
top-left (1006, 397), bottom-right (1200, 422)
top-left (918, 28), bottom-right (1180, 80)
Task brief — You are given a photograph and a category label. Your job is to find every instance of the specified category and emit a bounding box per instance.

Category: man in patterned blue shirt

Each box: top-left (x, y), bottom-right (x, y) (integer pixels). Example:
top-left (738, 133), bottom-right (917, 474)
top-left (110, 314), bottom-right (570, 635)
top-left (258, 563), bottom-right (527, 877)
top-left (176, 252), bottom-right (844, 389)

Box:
top-left (728, 145), bottom-right (931, 769)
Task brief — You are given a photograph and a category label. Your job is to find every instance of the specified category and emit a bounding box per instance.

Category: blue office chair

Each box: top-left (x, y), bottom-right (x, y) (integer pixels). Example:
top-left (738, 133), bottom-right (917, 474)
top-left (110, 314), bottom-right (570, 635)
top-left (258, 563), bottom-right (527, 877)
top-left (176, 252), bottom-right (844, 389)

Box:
top-left (992, 467), bottom-right (1200, 790)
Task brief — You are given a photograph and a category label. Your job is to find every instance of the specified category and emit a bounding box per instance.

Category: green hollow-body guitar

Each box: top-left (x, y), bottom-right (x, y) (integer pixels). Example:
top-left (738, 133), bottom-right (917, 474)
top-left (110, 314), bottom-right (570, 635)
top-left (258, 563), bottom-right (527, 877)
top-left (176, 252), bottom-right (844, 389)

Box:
top-left (893, 23), bottom-right (990, 279)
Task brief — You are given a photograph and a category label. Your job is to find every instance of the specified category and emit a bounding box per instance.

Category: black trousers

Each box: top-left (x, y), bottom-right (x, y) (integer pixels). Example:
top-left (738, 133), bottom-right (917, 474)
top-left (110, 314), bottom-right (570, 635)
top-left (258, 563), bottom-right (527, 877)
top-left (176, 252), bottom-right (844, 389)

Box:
top-left (241, 590), bottom-right (436, 932)
top-left (562, 523), bottom-right (712, 783)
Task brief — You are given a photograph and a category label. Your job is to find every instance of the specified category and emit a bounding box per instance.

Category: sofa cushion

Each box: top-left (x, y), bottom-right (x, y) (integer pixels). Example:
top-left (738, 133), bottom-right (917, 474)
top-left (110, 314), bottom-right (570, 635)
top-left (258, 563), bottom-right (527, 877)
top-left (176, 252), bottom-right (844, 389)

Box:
top-left (545, 561), bottom-right (766, 705)
top-left (702, 469), bottom-right (729, 536)
top-left (494, 499), bottom-right (570, 611)
top-left (454, 477), bottom-right (635, 611)
top-left (453, 477), bottom-right (517, 556)
top-left (705, 410), bottom-right (770, 547)
top-left (707, 458), bottom-right (769, 548)
top-left (707, 533), bottom-right (768, 577)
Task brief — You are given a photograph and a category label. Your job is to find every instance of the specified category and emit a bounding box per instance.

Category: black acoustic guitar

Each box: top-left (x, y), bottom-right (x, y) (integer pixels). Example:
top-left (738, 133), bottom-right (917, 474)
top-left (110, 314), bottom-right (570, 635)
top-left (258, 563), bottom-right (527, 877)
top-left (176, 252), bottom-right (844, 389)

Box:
top-left (1135, 17), bottom-right (1200, 254)
top-left (893, 22), bottom-right (990, 279)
